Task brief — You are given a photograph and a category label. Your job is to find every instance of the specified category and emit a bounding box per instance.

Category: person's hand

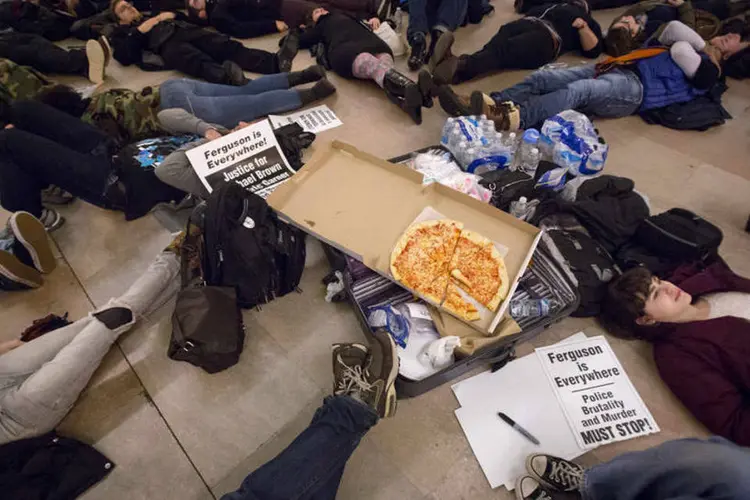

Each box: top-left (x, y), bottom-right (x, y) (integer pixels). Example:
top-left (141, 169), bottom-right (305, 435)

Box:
top-left (666, 0), bottom-right (685, 6)
top-left (205, 128), bottom-right (222, 141)
top-left (4, 124), bottom-right (13, 129)
top-left (159, 11), bottom-right (177, 20)
top-left (276, 20), bottom-right (289, 32)
top-left (231, 121), bottom-right (251, 132)
top-left (368, 17), bottom-right (381, 30)
top-left (0, 339), bottom-right (24, 356)
top-left (572, 17), bottom-right (588, 29)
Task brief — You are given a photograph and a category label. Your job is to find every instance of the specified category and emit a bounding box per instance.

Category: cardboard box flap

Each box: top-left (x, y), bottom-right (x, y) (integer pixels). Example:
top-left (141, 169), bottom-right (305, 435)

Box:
top-left (267, 141), bottom-right (542, 333)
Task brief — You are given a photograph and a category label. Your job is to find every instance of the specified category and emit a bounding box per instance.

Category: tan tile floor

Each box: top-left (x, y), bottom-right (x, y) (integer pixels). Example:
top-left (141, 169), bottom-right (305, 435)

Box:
top-left (1, 1), bottom-right (750, 498)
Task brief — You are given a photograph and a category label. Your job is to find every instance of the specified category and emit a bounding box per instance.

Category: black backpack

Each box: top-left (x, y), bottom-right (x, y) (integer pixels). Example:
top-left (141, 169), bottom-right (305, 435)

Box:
top-left (203, 182), bottom-right (306, 308)
top-left (544, 229), bottom-right (621, 317)
top-left (636, 208), bottom-right (723, 262)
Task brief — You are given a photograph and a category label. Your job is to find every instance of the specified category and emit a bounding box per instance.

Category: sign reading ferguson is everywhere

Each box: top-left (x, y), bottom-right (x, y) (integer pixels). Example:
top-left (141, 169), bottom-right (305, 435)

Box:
top-left (536, 336), bottom-right (660, 449)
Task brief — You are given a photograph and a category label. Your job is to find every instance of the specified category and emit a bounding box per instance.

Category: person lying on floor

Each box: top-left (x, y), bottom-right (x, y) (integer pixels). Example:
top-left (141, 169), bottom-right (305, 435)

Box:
top-left (0, 244), bottom-right (180, 444)
top-left (217, 332), bottom-right (750, 499)
top-left (0, 32), bottom-right (110, 84)
top-left (428, 0), bottom-right (603, 85)
top-left (603, 259), bottom-right (750, 446)
top-left (108, 0), bottom-right (299, 84)
top-left (35, 66), bottom-right (334, 145)
top-left (0, 100), bottom-right (190, 231)
top-left (185, 0), bottom-right (384, 40)
top-left (437, 21), bottom-right (749, 130)
top-left (516, 0), bottom-right (638, 13)
top-left (299, 7), bottom-right (431, 124)
top-left (605, 0), bottom-right (746, 56)
top-left (406, 0), bottom-right (470, 71)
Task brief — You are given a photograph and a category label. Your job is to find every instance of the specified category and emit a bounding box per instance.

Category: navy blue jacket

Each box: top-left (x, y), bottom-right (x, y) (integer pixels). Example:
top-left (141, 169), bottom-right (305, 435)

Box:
top-left (637, 51), bottom-right (708, 111)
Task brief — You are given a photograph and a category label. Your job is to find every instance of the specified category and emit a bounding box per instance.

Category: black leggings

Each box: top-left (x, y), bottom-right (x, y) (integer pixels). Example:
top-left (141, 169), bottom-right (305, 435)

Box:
top-left (0, 101), bottom-right (112, 217)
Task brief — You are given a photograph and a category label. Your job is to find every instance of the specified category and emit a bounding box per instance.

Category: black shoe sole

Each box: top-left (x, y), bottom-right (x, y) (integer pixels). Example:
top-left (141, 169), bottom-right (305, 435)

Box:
top-left (404, 84), bottom-right (423, 124)
top-left (437, 85), bottom-right (471, 116)
top-left (417, 70), bottom-right (434, 108)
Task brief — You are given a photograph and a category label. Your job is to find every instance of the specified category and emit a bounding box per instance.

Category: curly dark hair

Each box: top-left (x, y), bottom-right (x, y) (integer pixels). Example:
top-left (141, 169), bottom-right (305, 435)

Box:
top-left (605, 26), bottom-right (638, 57)
top-left (600, 266), bottom-right (653, 338)
top-left (724, 45), bottom-right (750, 79)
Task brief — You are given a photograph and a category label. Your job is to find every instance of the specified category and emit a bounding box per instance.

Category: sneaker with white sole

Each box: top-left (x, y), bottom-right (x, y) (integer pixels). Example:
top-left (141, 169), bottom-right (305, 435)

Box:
top-left (85, 38), bottom-right (107, 84)
top-left (526, 453), bottom-right (585, 493)
top-left (39, 208), bottom-right (65, 232)
top-left (515, 476), bottom-right (559, 500)
top-left (332, 343), bottom-right (370, 395)
top-left (9, 211), bottom-right (56, 274)
top-left (0, 249), bottom-right (42, 290)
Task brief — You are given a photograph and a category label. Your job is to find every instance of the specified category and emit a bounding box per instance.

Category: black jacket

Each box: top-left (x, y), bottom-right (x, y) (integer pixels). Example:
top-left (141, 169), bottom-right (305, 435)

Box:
top-left (0, 432), bottom-right (114, 500)
top-left (109, 13), bottom-right (194, 67)
top-left (202, 0), bottom-right (280, 38)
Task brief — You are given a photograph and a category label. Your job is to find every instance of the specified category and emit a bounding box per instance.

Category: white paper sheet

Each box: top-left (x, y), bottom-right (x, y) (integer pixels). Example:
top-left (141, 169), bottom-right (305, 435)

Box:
top-left (268, 105), bottom-right (343, 133)
top-left (452, 333), bottom-right (588, 490)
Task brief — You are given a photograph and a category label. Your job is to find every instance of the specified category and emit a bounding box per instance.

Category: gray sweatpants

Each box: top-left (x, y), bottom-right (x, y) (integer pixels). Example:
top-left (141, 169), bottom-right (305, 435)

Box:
top-left (0, 251), bottom-right (180, 444)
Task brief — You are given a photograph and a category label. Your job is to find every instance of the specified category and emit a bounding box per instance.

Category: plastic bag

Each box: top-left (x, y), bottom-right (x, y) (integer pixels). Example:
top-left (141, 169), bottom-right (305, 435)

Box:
top-left (367, 302), bottom-right (436, 348)
top-left (409, 151), bottom-right (492, 203)
top-left (419, 336), bottom-right (461, 371)
top-left (439, 171), bottom-right (493, 203)
top-left (374, 22), bottom-right (406, 57)
top-left (540, 110), bottom-right (608, 176)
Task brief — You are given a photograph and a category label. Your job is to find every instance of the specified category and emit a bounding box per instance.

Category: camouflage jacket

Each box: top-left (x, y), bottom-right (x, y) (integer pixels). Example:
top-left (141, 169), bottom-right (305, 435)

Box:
top-left (82, 86), bottom-right (165, 147)
top-left (0, 58), bottom-right (55, 105)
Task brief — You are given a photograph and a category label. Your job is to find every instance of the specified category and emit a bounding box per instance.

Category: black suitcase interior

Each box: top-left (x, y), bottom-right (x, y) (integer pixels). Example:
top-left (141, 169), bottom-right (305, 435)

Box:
top-left (321, 147), bottom-right (580, 397)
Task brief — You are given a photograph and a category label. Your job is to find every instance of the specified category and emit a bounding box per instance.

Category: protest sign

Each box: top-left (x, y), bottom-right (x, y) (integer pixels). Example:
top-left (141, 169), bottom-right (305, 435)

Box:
top-left (268, 105), bottom-right (343, 134)
top-left (186, 120), bottom-right (295, 198)
top-left (536, 335), bottom-right (659, 449)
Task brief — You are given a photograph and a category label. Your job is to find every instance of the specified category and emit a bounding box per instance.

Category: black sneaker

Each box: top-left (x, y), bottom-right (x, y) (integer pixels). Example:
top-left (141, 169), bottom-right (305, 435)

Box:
top-left (516, 476), bottom-right (558, 500)
top-left (222, 60), bottom-right (249, 86)
top-left (526, 454), bottom-right (585, 493)
top-left (408, 32), bottom-right (428, 70)
top-left (9, 211), bottom-right (56, 274)
top-left (277, 30), bottom-right (300, 72)
top-left (0, 249), bottom-right (42, 290)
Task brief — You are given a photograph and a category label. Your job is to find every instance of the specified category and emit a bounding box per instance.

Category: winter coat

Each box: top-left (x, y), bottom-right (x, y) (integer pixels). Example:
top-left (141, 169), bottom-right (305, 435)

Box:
top-left (203, 0), bottom-right (280, 38)
top-left (644, 260), bottom-right (750, 446)
top-left (0, 431), bottom-right (114, 500)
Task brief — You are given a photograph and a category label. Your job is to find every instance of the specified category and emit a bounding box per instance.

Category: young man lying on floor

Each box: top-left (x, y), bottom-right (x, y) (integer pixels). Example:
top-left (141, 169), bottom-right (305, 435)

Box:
top-left (437, 21), bottom-right (749, 129)
top-left (604, 259), bottom-right (750, 446)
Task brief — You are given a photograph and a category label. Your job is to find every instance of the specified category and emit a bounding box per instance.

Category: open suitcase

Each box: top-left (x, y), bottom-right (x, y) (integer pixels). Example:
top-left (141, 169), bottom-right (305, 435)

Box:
top-left (322, 147), bottom-right (579, 397)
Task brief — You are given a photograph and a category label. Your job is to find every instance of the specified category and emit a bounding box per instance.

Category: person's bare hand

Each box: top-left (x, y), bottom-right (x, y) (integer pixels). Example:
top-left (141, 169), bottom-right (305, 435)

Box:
top-left (666, 0), bottom-right (685, 6)
top-left (159, 11), bottom-right (176, 20)
top-left (231, 121), bottom-right (251, 132)
top-left (4, 124), bottom-right (13, 129)
top-left (205, 128), bottom-right (222, 141)
top-left (276, 20), bottom-right (289, 32)
top-left (368, 17), bottom-right (381, 30)
top-left (572, 17), bottom-right (588, 29)
top-left (0, 339), bottom-right (24, 355)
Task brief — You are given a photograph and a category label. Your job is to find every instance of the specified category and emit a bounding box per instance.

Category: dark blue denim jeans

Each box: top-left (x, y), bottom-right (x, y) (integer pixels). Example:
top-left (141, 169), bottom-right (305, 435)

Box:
top-left (582, 437), bottom-right (750, 500)
top-left (491, 64), bottom-right (643, 129)
top-left (221, 396), bottom-right (378, 500)
top-left (407, 0), bottom-right (468, 40)
top-left (159, 74), bottom-right (304, 129)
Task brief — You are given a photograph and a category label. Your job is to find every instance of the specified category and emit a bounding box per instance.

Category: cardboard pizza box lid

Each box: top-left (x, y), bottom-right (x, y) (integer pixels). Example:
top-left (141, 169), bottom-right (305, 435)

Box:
top-left (267, 141), bottom-right (542, 334)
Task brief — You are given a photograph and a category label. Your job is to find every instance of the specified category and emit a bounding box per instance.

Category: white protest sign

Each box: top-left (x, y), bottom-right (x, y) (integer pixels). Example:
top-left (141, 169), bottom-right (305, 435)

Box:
top-left (186, 119), bottom-right (295, 199)
top-left (536, 335), bottom-right (659, 450)
top-left (268, 105), bottom-right (343, 134)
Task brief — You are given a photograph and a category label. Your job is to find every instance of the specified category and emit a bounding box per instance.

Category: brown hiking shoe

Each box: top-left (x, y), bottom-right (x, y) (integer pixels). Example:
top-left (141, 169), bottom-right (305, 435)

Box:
top-left (470, 92), bottom-right (521, 130)
top-left (332, 343), bottom-right (370, 395)
top-left (331, 332), bottom-right (399, 418)
top-left (437, 85), bottom-right (473, 117)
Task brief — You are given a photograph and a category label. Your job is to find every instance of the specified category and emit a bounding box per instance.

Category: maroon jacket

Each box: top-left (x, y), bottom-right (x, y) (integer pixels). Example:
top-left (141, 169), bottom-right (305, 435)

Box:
top-left (647, 260), bottom-right (750, 445)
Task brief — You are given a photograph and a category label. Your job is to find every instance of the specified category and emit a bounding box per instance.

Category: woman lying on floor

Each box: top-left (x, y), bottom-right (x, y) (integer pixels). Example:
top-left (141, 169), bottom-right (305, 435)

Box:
top-left (0, 231), bottom-right (180, 444)
top-left (298, 7), bottom-right (432, 124)
top-left (34, 66), bottom-right (335, 146)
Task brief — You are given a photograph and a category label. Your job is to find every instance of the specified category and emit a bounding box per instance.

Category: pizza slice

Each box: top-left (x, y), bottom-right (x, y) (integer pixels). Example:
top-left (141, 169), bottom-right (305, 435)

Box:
top-left (390, 239), bottom-right (443, 291)
top-left (408, 220), bottom-right (463, 269)
top-left (442, 280), bottom-right (480, 321)
top-left (450, 230), bottom-right (510, 312)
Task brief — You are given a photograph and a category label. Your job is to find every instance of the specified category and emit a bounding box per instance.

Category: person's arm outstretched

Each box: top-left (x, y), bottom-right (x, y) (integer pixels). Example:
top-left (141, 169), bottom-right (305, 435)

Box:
top-left (575, 16), bottom-right (604, 57)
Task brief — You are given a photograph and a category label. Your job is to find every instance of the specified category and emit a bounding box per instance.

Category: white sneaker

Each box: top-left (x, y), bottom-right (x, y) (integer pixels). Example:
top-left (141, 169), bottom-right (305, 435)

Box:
top-left (85, 39), bottom-right (107, 85)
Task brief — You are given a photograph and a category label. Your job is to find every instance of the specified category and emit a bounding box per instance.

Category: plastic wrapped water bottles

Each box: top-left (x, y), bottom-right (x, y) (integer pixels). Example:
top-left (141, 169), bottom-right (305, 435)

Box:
top-left (440, 116), bottom-right (516, 174)
top-left (516, 128), bottom-right (541, 176)
top-left (540, 110), bottom-right (608, 176)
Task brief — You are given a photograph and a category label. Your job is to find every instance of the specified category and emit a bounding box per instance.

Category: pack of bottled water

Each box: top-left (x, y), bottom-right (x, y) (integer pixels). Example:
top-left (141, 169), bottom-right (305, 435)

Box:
top-left (440, 116), bottom-right (518, 175)
top-left (539, 110), bottom-right (608, 177)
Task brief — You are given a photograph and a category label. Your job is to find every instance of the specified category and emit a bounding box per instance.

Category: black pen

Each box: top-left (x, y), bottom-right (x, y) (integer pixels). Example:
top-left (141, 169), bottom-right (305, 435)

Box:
top-left (498, 412), bottom-right (540, 445)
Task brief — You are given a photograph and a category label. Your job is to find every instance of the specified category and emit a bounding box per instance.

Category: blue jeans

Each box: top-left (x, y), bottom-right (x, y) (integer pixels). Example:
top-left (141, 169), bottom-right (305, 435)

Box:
top-left (491, 64), bottom-right (643, 129)
top-left (221, 396), bottom-right (378, 500)
top-left (583, 437), bottom-right (750, 500)
top-left (159, 74), bottom-right (304, 129)
top-left (407, 0), bottom-right (468, 40)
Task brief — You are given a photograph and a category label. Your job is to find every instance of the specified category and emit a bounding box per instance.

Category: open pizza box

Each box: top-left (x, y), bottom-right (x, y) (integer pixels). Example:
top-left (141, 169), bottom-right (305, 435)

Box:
top-left (267, 141), bottom-right (542, 335)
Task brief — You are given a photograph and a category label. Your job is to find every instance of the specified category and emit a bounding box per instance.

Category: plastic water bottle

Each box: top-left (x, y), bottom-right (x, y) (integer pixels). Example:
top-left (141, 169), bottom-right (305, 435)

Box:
top-left (511, 298), bottom-right (553, 319)
top-left (394, 7), bottom-right (405, 34)
top-left (519, 129), bottom-right (540, 159)
top-left (518, 147), bottom-right (541, 176)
